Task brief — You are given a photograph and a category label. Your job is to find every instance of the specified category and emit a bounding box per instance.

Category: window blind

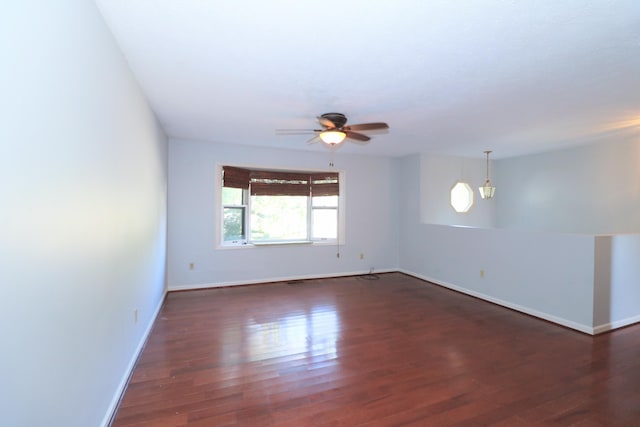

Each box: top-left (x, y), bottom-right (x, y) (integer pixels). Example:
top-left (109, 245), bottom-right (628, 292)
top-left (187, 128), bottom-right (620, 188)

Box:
top-left (310, 173), bottom-right (339, 196)
top-left (222, 166), bottom-right (250, 189)
top-left (222, 166), bottom-right (339, 197)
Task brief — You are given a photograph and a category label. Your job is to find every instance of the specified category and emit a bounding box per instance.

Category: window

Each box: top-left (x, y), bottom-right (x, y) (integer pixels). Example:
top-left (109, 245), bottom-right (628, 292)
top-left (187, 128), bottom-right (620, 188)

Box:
top-left (311, 195), bottom-right (338, 239)
top-left (220, 166), bottom-right (340, 246)
top-left (450, 181), bottom-right (474, 213)
top-left (222, 187), bottom-right (246, 242)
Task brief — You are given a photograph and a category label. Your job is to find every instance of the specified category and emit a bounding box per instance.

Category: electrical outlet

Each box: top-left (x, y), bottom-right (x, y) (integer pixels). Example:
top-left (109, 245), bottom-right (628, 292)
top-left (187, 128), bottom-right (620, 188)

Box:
top-left (189, 262), bottom-right (194, 270)
top-left (360, 253), bottom-right (365, 260)
top-left (480, 269), bottom-right (485, 278)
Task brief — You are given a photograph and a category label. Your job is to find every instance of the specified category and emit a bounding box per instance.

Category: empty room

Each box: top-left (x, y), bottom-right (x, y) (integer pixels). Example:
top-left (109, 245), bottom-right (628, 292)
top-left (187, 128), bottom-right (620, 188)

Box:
top-left (4, 1), bottom-right (640, 426)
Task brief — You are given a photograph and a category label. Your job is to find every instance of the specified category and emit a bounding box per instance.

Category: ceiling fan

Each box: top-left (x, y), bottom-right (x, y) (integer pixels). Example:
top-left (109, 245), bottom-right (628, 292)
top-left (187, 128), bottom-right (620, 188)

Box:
top-left (277, 113), bottom-right (389, 146)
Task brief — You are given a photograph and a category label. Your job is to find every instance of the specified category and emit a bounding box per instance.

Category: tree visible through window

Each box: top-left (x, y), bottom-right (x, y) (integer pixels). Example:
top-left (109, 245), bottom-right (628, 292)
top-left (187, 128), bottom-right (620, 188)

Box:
top-left (222, 187), bottom-right (246, 242)
top-left (250, 195), bottom-right (307, 241)
top-left (221, 166), bottom-right (340, 245)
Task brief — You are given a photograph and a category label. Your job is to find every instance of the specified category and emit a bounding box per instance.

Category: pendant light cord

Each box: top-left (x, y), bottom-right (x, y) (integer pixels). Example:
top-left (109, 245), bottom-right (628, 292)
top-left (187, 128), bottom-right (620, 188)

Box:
top-left (484, 150), bottom-right (492, 183)
top-left (336, 200), bottom-right (340, 259)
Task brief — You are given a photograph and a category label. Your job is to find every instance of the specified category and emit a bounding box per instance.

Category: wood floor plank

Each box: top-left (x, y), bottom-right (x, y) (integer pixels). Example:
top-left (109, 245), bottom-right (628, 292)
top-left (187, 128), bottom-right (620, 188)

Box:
top-left (111, 273), bottom-right (640, 426)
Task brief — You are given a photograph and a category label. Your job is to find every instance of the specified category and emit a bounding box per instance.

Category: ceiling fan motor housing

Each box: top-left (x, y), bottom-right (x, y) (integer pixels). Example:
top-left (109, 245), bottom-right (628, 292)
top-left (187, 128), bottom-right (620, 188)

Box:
top-left (321, 112), bottom-right (348, 128)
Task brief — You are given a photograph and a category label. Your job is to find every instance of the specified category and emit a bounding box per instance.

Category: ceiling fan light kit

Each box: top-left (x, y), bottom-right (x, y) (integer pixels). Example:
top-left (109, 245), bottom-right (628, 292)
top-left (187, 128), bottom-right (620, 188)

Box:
top-left (320, 130), bottom-right (346, 145)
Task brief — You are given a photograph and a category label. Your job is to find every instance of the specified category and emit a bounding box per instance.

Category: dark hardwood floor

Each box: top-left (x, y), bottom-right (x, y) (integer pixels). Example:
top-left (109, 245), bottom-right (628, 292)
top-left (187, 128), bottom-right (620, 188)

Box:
top-left (111, 273), bottom-right (640, 426)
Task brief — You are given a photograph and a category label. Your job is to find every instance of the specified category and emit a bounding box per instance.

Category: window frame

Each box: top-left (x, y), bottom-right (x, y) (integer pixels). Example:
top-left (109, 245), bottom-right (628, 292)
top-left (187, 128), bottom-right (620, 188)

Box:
top-left (221, 187), bottom-right (248, 244)
top-left (216, 164), bottom-right (345, 248)
top-left (310, 195), bottom-right (339, 241)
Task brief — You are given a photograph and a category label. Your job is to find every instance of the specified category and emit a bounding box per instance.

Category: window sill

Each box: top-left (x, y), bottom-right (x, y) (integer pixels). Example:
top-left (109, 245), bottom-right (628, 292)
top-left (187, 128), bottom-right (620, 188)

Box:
top-left (252, 240), bottom-right (314, 247)
top-left (218, 239), bottom-right (339, 250)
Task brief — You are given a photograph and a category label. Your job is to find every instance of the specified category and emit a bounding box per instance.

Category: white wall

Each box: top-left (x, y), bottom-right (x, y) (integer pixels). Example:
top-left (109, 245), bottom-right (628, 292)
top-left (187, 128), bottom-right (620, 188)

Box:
top-left (495, 135), bottom-right (640, 234)
top-left (167, 140), bottom-right (397, 289)
top-left (420, 153), bottom-right (495, 228)
top-left (397, 155), bottom-right (597, 332)
top-left (401, 223), bottom-right (597, 331)
top-left (491, 138), bottom-right (640, 329)
top-left (418, 136), bottom-right (640, 235)
top-left (397, 145), bottom-right (640, 334)
top-left (594, 234), bottom-right (640, 332)
top-left (1, 2), bottom-right (167, 427)
top-left (394, 155), bottom-right (421, 247)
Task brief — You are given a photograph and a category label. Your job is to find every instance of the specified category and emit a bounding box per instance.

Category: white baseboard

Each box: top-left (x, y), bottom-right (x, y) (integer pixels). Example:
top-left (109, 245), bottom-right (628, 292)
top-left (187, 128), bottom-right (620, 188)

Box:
top-left (168, 268), bottom-right (396, 291)
top-left (398, 269), bottom-right (595, 335)
top-left (100, 290), bottom-right (167, 427)
top-left (170, 268), bottom-right (601, 335)
top-left (593, 314), bottom-right (640, 334)
top-left (167, 268), bottom-right (640, 337)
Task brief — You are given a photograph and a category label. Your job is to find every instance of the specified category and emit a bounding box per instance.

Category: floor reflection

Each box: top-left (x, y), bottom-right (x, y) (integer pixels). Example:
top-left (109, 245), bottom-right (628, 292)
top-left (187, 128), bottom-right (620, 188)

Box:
top-left (224, 304), bottom-right (341, 363)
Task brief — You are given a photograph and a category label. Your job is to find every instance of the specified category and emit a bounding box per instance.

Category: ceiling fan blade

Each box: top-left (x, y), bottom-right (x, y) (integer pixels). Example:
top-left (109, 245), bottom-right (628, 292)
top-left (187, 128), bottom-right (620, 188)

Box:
top-left (345, 131), bottom-right (371, 142)
top-left (306, 135), bottom-right (321, 145)
top-left (317, 116), bottom-right (336, 129)
top-left (276, 129), bottom-right (321, 135)
top-left (344, 122), bottom-right (389, 131)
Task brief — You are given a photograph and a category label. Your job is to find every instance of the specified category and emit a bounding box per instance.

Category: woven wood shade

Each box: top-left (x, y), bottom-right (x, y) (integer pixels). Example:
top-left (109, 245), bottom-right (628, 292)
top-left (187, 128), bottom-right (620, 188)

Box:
top-left (222, 166), bottom-right (339, 197)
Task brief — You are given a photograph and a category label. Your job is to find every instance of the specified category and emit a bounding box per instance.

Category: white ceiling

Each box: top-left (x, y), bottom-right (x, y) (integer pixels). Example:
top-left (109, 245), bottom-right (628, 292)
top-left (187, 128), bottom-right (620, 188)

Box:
top-left (96, 0), bottom-right (640, 159)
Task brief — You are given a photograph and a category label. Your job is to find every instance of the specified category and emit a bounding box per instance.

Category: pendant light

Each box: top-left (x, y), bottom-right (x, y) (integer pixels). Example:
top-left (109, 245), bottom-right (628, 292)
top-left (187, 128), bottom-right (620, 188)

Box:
top-left (479, 150), bottom-right (496, 199)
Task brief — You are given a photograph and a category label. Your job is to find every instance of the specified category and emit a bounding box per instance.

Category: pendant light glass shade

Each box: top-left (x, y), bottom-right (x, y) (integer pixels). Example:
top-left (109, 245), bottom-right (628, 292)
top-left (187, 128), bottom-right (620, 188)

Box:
top-left (319, 131), bottom-right (346, 145)
top-left (479, 182), bottom-right (496, 199)
top-left (479, 150), bottom-right (495, 199)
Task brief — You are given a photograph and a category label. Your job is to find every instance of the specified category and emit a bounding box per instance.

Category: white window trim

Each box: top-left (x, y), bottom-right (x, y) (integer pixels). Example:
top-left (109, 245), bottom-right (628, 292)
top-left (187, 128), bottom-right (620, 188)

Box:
top-left (215, 163), bottom-right (346, 249)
